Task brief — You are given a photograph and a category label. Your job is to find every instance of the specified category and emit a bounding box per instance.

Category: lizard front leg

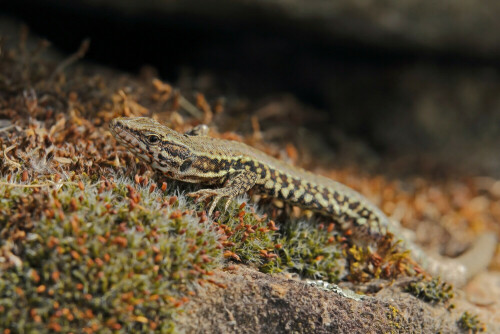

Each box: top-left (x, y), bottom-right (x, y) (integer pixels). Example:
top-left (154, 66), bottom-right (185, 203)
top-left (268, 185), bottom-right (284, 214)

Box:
top-left (188, 170), bottom-right (258, 216)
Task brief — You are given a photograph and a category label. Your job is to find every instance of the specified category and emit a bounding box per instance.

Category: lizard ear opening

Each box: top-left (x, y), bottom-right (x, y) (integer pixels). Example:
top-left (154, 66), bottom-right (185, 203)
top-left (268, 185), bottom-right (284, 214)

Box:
top-left (179, 157), bottom-right (194, 172)
top-left (184, 124), bottom-right (209, 137)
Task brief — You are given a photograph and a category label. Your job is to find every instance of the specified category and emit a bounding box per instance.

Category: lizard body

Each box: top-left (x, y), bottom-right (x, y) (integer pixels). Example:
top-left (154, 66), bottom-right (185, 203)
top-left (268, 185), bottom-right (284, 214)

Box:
top-left (110, 117), bottom-right (496, 286)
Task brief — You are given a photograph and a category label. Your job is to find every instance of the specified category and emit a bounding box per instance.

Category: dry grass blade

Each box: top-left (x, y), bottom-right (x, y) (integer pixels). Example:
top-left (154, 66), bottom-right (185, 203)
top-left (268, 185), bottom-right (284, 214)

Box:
top-left (2, 145), bottom-right (21, 169)
top-left (178, 95), bottom-right (203, 119)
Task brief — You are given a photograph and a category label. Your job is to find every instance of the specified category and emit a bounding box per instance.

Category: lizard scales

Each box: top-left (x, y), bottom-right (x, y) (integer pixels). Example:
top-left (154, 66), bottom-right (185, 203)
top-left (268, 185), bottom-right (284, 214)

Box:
top-left (110, 117), bottom-right (496, 286)
top-left (110, 117), bottom-right (383, 230)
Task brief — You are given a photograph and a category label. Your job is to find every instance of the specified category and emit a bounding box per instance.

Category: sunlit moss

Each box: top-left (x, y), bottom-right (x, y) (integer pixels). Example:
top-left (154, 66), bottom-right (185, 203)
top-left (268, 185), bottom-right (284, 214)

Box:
top-left (209, 198), bottom-right (344, 281)
top-left (271, 220), bottom-right (343, 281)
top-left (405, 277), bottom-right (454, 305)
top-left (345, 232), bottom-right (414, 283)
top-left (386, 304), bottom-right (403, 330)
top-left (457, 311), bottom-right (486, 333)
top-left (0, 175), bottom-right (222, 333)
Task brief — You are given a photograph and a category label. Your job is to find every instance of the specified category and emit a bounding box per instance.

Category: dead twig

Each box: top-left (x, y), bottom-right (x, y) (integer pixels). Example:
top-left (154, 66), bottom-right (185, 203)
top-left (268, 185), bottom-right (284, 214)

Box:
top-left (49, 38), bottom-right (90, 81)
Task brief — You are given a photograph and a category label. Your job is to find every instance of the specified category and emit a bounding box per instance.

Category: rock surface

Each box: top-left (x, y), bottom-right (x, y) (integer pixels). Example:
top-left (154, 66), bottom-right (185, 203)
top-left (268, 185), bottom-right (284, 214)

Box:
top-left (178, 265), bottom-right (494, 333)
top-left (12, 0), bottom-right (500, 57)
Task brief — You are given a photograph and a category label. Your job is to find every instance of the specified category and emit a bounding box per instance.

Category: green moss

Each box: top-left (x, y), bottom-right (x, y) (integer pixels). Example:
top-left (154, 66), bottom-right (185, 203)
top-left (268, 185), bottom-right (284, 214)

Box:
top-left (386, 304), bottom-right (403, 332)
top-left (214, 198), bottom-right (278, 265)
top-left (344, 232), bottom-right (414, 283)
top-left (405, 277), bottom-right (454, 305)
top-left (0, 175), bottom-right (222, 333)
top-left (457, 312), bottom-right (486, 333)
top-left (272, 220), bottom-right (343, 281)
top-left (213, 199), bottom-right (344, 282)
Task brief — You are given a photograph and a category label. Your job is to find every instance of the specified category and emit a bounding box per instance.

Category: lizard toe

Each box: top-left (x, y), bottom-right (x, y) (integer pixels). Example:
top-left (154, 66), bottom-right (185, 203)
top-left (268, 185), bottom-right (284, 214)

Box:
top-left (223, 195), bottom-right (236, 212)
top-left (188, 189), bottom-right (217, 202)
top-left (208, 194), bottom-right (225, 216)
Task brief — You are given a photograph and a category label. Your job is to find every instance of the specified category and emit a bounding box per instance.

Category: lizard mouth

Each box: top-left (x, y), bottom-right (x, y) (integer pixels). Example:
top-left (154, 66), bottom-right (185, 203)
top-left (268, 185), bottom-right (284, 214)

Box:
top-left (110, 122), bottom-right (132, 146)
top-left (108, 118), bottom-right (125, 140)
top-left (109, 119), bottom-right (145, 157)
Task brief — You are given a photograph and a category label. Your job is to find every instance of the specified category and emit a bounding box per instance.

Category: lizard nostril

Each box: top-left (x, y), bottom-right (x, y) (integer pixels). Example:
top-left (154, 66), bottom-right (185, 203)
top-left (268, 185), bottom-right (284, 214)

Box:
top-left (110, 118), bottom-right (127, 130)
top-left (109, 119), bottom-right (119, 130)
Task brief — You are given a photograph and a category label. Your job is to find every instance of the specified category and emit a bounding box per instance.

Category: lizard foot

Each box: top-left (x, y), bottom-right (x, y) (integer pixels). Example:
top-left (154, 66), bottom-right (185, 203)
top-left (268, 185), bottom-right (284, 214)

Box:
top-left (188, 189), bottom-right (235, 216)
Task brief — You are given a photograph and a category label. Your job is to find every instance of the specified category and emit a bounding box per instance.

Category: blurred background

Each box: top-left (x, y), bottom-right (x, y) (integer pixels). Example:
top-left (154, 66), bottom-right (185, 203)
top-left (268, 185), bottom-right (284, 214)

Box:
top-left (2, 0), bottom-right (500, 177)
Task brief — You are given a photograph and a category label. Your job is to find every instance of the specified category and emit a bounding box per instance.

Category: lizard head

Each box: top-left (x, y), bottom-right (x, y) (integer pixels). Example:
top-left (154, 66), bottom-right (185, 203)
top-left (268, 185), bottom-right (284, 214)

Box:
top-left (110, 117), bottom-right (194, 176)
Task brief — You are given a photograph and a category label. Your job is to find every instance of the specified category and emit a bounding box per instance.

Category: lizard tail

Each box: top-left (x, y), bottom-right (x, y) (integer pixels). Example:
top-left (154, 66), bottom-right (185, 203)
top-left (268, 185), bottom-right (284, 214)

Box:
top-left (413, 233), bottom-right (497, 287)
top-left (454, 233), bottom-right (497, 283)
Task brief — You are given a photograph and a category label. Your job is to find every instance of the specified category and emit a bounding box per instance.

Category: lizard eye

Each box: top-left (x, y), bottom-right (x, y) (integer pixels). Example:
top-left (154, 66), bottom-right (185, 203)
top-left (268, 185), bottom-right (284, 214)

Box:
top-left (147, 134), bottom-right (160, 144)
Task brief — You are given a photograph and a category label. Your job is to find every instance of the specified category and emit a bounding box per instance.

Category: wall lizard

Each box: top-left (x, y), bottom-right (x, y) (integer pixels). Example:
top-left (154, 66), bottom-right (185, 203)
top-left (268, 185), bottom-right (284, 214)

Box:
top-left (109, 117), bottom-right (497, 286)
